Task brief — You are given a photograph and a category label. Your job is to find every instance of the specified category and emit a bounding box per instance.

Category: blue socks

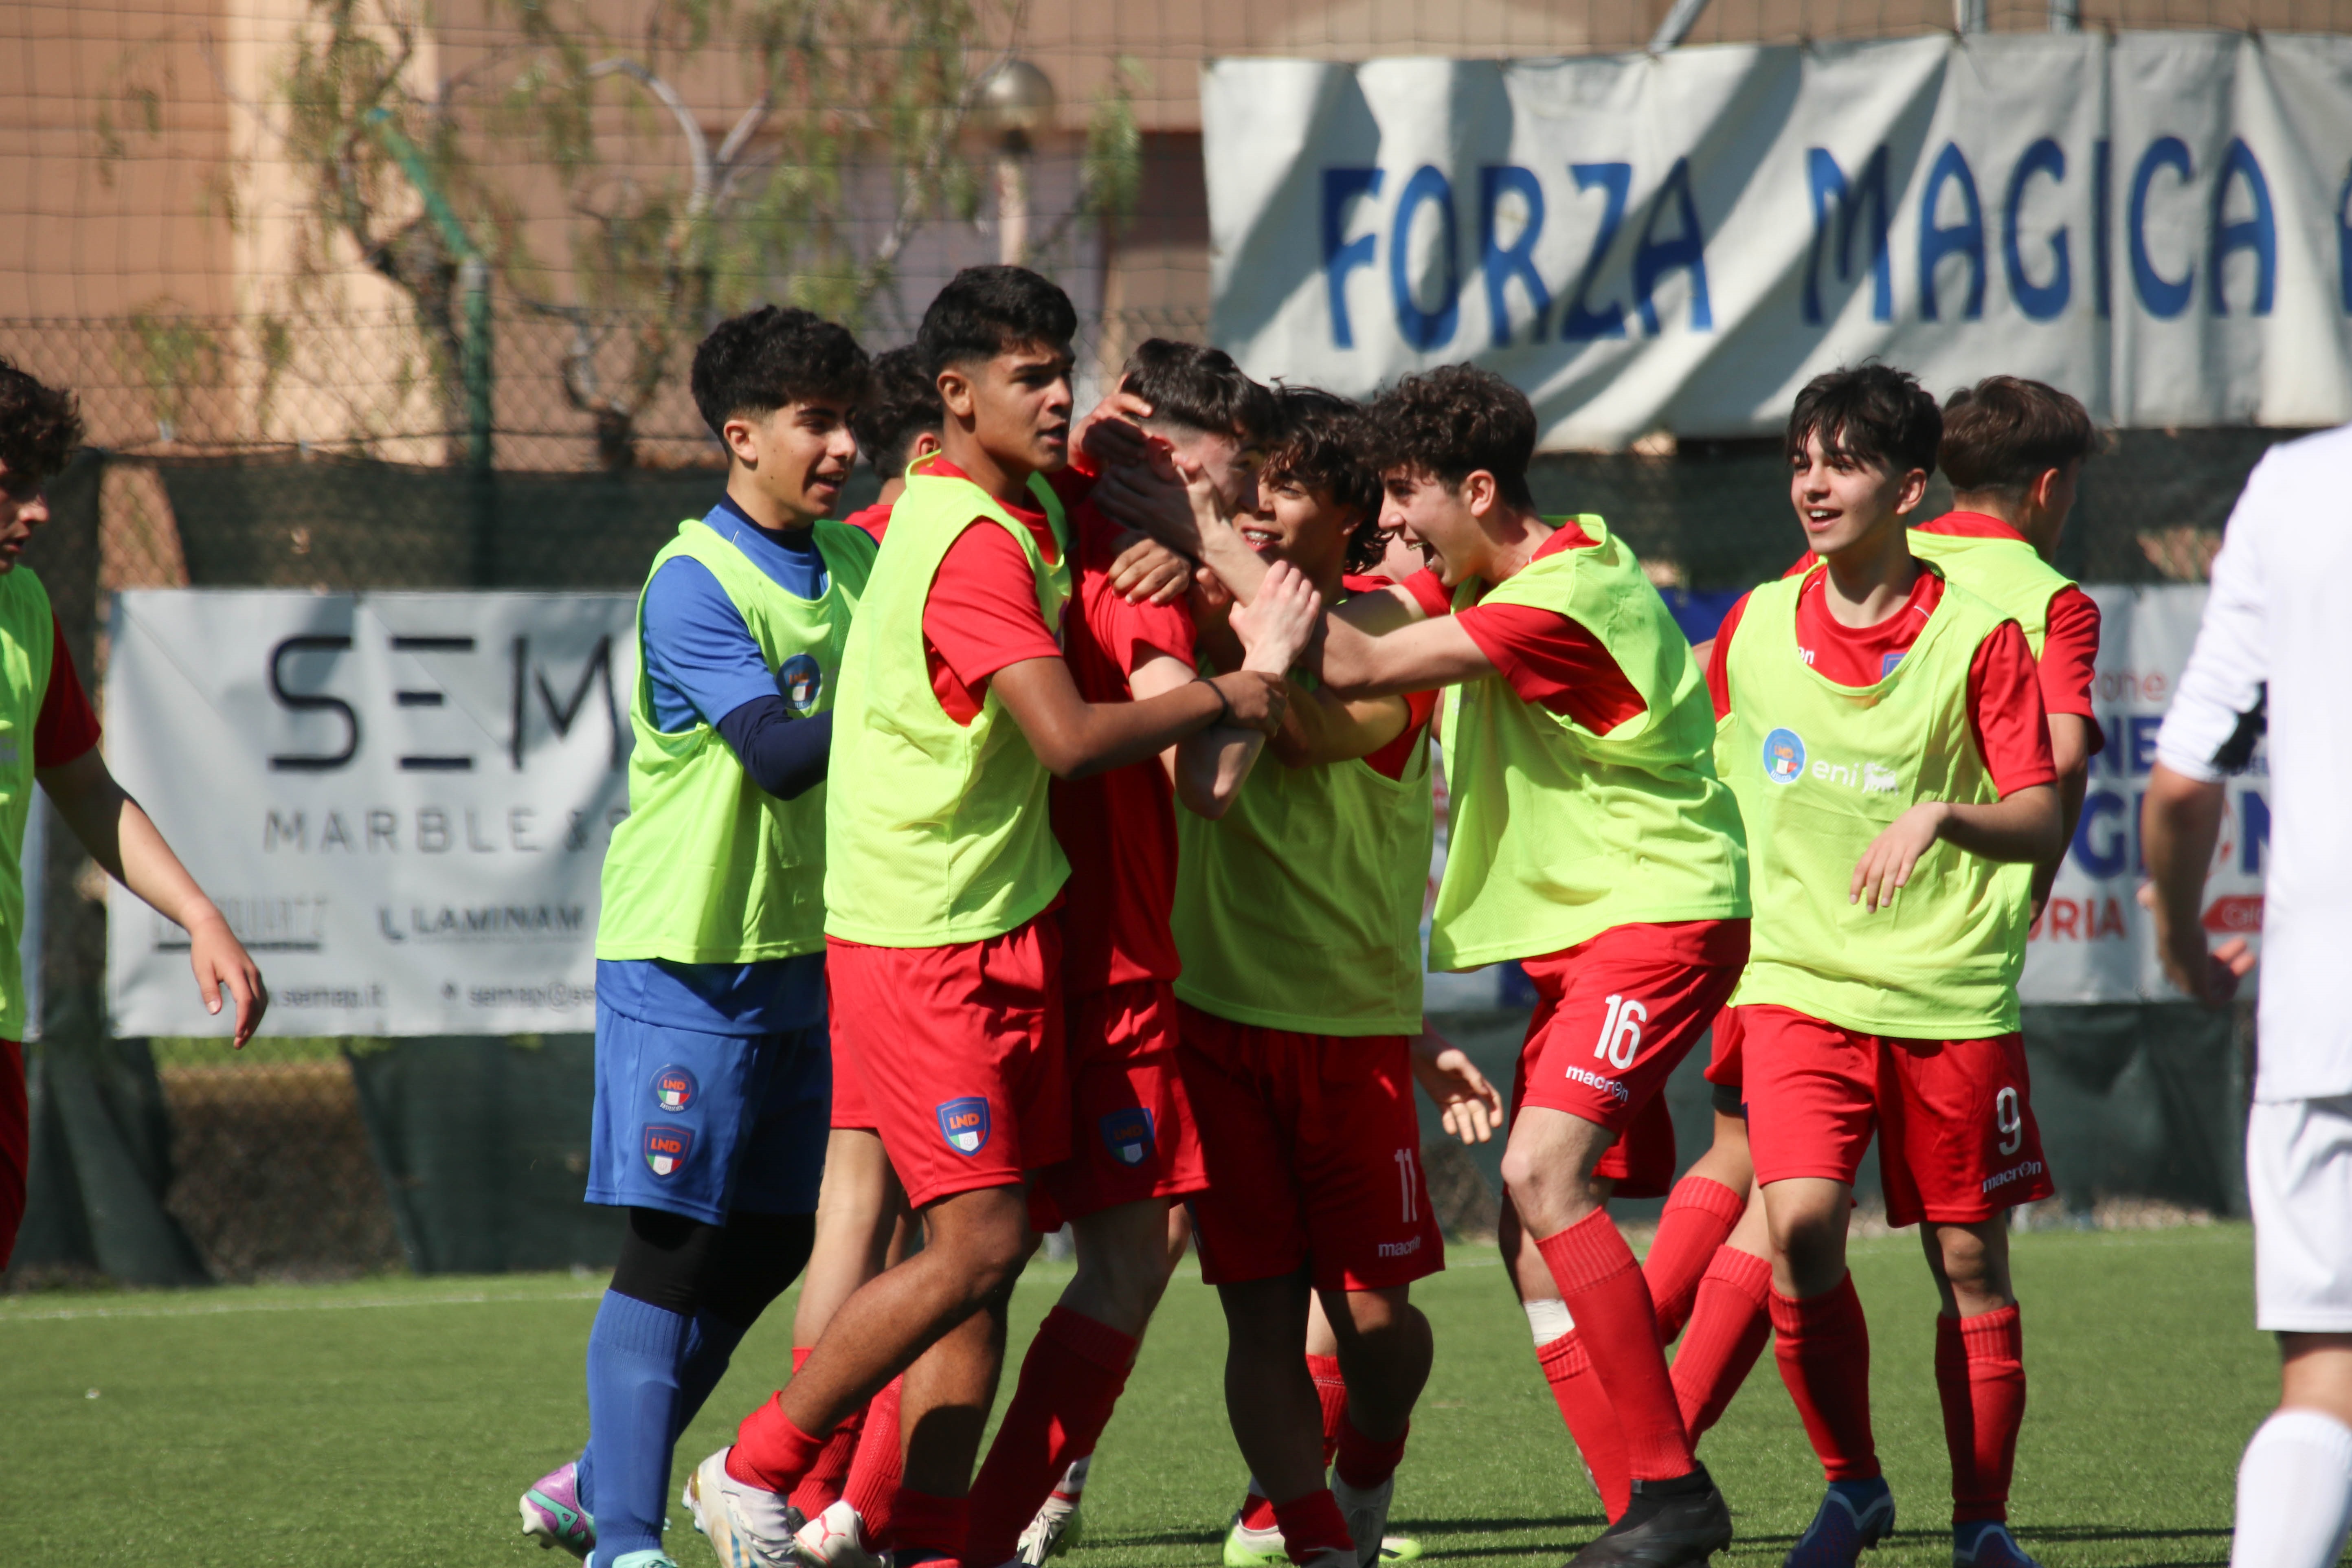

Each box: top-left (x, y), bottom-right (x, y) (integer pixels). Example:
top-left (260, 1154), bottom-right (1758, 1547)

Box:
top-left (676, 1311), bottom-right (751, 1434)
top-left (583, 1290), bottom-right (693, 1560)
top-left (576, 1308), bottom-right (751, 1523)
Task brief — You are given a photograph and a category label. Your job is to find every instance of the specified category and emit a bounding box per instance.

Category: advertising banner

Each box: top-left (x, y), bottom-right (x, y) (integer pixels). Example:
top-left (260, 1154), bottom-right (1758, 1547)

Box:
top-left (1206, 34), bottom-right (2352, 448)
top-left (105, 590), bottom-right (637, 1037)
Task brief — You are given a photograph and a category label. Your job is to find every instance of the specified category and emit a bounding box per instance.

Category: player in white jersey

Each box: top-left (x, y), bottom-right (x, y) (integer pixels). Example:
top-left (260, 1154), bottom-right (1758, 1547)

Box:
top-left (2143, 423), bottom-right (2352, 1568)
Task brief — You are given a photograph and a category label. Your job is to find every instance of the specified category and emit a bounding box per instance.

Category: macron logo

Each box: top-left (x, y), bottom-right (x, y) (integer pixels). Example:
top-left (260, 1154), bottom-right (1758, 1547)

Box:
top-left (1562, 1065), bottom-right (1632, 1106)
top-left (1378, 1236), bottom-right (1425, 1259)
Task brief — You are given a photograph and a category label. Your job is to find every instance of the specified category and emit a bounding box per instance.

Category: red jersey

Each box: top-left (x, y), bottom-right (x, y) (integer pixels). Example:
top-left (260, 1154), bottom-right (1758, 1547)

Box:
top-left (36, 624), bottom-right (99, 766)
top-left (1051, 499), bottom-right (1197, 993)
top-left (1399, 522), bottom-right (1649, 736)
top-left (1708, 566), bottom-right (2055, 797)
top-left (842, 501), bottom-right (892, 542)
top-left (916, 460), bottom-right (1091, 725)
top-left (1342, 574), bottom-right (1441, 780)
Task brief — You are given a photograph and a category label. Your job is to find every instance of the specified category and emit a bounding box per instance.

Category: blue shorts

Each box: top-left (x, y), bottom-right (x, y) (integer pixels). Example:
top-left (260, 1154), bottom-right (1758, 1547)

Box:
top-left (585, 1001), bottom-right (831, 1224)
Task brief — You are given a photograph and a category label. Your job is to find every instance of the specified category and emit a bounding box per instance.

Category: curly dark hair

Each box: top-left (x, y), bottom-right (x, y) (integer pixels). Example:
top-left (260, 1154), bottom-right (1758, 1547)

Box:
top-left (1939, 376), bottom-right (2097, 496)
top-left (690, 306), bottom-right (870, 440)
top-left (0, 358), bottom-right (86, 484)
top-left (1118, 339), bottom-right (1277, 444)
top-left (1261, 387), bottom-right (1387, 574)
top-left (916, 266), bottom-right (1077, 375)
top-left (1785, 362), bottom-right (1941, 477)
top-left (850, 345), bottom-right (944, 481)
top-left (1367, 364), bottom-right (1537, 510)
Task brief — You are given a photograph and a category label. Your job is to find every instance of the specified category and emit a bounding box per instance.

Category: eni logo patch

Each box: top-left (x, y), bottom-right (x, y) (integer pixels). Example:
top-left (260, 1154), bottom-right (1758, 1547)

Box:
top-left (777, 653), bottom-right (824, 715)
top-left (643, 1123), bottom-right (694, 1178)
top-left (1763, 728), bottom-right (1806, 784)
top-left (1100, 1107), bottom-right (1154, 1168)
top-left (937, 1096), bottom-right (990, 1156)
top-left (1862, 762), bottom-right (1901, 793)
top-left (651, 1064), bottom-right (697, 1113)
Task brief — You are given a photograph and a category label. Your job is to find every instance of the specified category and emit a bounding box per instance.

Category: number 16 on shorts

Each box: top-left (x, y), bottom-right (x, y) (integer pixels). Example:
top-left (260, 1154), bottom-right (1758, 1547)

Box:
top-left (1594, 994), bottom-right (1647, 1070)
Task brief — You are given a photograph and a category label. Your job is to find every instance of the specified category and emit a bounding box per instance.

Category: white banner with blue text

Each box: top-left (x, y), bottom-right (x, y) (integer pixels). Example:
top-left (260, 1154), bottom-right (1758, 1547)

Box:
top-left (1206, 35), bottom-right (2352, 448)
top-left (105, 590), bottom-right (637, 1038)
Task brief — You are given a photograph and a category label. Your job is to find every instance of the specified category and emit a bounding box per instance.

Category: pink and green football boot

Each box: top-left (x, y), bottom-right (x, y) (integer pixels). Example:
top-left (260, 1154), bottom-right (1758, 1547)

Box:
top-left (521, 1460), bottom-right (596, 1559)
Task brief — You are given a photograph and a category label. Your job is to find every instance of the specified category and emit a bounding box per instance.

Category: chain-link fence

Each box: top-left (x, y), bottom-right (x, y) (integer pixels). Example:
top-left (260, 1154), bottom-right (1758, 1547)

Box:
top-left (0, 0), bottom-right (2326, 1286)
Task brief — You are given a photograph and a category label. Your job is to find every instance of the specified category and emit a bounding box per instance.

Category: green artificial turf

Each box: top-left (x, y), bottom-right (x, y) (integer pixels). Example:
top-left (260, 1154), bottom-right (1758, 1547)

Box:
top-left (0, 1224), bottom-right (2273, 1566)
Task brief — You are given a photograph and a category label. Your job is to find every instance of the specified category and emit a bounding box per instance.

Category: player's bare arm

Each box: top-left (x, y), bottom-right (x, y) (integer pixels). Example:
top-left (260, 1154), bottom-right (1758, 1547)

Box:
top-left (990, 654), bottom-right (1284, 780)
top-left (1849, 782), bottom-right (2065, 914)
top-left (2140, 760), bottom-right (2256, 1002)
top-left (1409, 1025), bottom-right (1504, 1144)
top-left (1142, 562), bottom-right (1323, 815)
top-left (37, 746), bottom-right (268, 1043)
top-left (2030, 712), bottom-right (2095, 912)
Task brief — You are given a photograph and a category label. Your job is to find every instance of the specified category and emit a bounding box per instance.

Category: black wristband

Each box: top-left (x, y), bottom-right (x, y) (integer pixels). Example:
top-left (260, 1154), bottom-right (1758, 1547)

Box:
top-left (1200, 677), bottom-right (1233, 729)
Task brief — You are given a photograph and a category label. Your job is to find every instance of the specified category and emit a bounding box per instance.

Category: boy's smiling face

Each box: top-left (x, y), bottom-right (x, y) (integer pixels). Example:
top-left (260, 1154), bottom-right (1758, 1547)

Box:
top-left (1788, 426), bottom-right (1928, 562)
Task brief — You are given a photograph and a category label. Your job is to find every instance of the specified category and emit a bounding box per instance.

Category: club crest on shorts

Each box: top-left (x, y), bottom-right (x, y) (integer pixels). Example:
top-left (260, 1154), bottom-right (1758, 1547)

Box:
top-left (1100, 1107), bottom-right (1154, 1167)
top-left (643, 1123), bottom-right (694, 1178)
top-left (777, 653), bottom-right (824, 715)
top-left (651, 1064), bottom-right (698, 1113)
top-left (1763, 727), bottom-right (1807, 784)
top-left (937, 1096), bottom-right (990, 1155)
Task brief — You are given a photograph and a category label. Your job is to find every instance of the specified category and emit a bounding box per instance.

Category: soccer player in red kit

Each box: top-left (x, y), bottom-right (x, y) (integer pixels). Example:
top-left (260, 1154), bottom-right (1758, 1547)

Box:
top-left (0, 358), bottom-right (269, 1270)
top-left (1662, 375), bottom-right (2104, 1472)
top-left (961, 340), bottom-right (1320, 1568)
top-left (780, 342), bottom-right (943, 1563)
top-left (1120, 365), bottom-right (1751, 1566)
top-left (1708, 365), bottom-right (2061, 1568)
top-left (694, 268), bottom-right (1286, 1568)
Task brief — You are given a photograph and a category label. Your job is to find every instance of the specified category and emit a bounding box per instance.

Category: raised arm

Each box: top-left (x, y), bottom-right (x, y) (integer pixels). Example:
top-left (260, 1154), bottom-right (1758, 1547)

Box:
top-left (1142, 565), bottom-right (1324, 817)
top-left (39, 748), bottom-right (269, 1043)
top-left (989, 656), bottom-right (1285, 780)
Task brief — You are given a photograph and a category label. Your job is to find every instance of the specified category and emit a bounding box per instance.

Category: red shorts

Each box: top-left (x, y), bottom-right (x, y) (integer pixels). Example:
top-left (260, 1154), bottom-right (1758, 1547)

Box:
top-left (1706, 1006), bottom-right (1746, 1091)
top-left (1179, 1003), bottom-right (1444, 1293)
top-left (1509, 921), bottom-right (1748, 1201)
top-left (0, 1041), bottom-right (22, 1270)
top-left (824, 921), bottom-right (1069, 1211)
top-left (1741, 1004), bottom-right (2055, 1227)
top-left (1030, 979), bottom-right (1206, 1231)
top-left (829, 1017), bottom-right (877, 1131)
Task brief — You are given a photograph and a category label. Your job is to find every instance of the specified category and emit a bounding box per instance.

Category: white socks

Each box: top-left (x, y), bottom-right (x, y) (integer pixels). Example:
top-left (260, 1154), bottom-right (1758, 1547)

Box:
top-left (1524, 1296), bottom-right (1575, 1348)
top-left (2233, 1408), bottom-right (2352, 1568)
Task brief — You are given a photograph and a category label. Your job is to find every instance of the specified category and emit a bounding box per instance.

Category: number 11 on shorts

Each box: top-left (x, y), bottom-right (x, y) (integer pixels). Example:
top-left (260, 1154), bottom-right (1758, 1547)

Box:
top-left (1395, 1147), bottom-right (1418, 1223)
top-left (1594, 993), bottom-right (1647, 1071)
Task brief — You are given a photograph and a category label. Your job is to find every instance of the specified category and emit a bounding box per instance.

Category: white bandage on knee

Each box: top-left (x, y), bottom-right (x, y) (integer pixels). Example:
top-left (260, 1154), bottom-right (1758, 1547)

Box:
top-left (2231, 1409), bottom-right (2352, 1568)
top-left (1524, 1297), bottom-right (1576, 1347)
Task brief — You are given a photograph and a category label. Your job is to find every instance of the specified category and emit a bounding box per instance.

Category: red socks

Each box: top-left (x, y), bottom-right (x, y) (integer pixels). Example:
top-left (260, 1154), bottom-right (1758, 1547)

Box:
top-left (1240, 1490), bottom-right (1279, 1532)
top-left (730, 1395), bottom-right (833, 1491)
top-left (1334, 1411), bottom-right (1408, 1491)
top-left (842, 1377), bottom-right (905, 1542)
top-left (790, 1347), bottom-right (867, 1517)
top-left (1535, 1212), bottom-right (1694, 1481)
top-left (1770, 1276), bottom-right (1879, 1481)
top-left (1535, 1330), bottom-right (1630, 1521)
top-left (1307, 1353), bottom-right (1349, 1468)
top-left (892, 1487), bottom-right (969, 1559)
top-left (1271, 1487), bottom-right (1354, 1564)
top-left (1937, 1306), bottom-right (2025, 1523)
top-left (1644, 1177), bottom-right (1746, 1344)
top-left (1671, 1247), bottom-right (1773, 1440)
top-left (963, 1307), bottom-right (1140, 1568)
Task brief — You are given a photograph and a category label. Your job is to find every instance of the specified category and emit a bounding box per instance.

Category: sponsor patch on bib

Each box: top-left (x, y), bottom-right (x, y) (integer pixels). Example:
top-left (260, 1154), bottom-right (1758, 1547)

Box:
top-left (1763, 727), bottom-right (1807, 784)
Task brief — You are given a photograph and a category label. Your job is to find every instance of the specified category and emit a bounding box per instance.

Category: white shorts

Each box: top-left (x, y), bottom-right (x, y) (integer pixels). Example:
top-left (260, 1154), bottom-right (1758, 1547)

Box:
top-left (2250, 1094), bottom-right (2352, 1333)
